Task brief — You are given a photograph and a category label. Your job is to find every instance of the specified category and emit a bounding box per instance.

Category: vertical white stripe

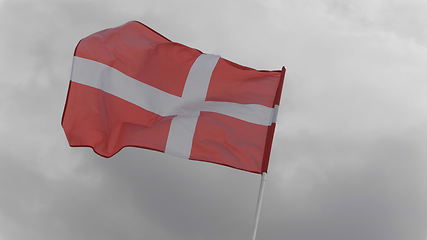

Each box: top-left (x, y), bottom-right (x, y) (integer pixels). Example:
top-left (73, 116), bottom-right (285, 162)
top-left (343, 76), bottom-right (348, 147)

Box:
top-left (164, 114), bottom-right (200, 158)
top-left (181, 54), bottom-right (220, 101)
top-left (165, 54), bottom-right (220, 158)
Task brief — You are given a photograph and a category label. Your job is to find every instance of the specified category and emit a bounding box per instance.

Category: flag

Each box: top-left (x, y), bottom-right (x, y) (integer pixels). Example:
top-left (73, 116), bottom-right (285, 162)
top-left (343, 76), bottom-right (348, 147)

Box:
top-left (62, 21), bottom-right (286, 174)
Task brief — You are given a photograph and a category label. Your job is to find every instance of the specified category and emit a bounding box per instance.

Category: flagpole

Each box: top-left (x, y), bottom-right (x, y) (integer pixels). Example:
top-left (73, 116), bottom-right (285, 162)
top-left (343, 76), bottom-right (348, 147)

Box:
top-left (251, 172), bottom-right (267, 240)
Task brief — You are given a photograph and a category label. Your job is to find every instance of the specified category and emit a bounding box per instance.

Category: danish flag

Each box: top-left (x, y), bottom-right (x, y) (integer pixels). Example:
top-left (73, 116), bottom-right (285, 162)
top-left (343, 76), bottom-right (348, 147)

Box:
top-left (62, 21), bottom-right (286, 174)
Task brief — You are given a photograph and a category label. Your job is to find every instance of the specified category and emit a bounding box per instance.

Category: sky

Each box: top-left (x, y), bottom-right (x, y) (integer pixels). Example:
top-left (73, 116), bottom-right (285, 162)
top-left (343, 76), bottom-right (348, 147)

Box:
top-left (0, 0), bottom-right (426, 239)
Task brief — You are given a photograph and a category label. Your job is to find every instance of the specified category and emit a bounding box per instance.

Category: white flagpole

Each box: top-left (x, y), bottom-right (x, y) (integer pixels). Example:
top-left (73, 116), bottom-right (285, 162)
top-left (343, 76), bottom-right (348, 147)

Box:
top-left (251, 172), bottom-right (267, 240)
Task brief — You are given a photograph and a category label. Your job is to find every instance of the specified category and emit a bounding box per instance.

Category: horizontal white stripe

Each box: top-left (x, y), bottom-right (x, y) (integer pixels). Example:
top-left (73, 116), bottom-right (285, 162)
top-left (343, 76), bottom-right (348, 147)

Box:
top-left (71, 57), bottom-right (181, 116)
top-left (272, 105), bottom-right (279, 123)
top-left (200, 101), bottom-right (276, 125)
top-left (71, 56), bottom-right (277, 126)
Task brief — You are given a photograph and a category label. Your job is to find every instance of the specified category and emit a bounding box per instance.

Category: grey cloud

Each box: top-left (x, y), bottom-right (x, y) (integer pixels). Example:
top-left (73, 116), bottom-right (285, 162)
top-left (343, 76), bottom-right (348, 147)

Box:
top-left (322, 0), bottom-right (427, 45)
top-left (0, 0), bottom-right (426, 239)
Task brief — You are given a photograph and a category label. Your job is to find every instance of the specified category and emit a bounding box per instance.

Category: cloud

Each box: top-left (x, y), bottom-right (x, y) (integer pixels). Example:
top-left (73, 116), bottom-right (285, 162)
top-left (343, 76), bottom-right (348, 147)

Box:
top-left (323, 0), bottom-right (427, 45)
top-left (0, 0), bottom-right (426, 239)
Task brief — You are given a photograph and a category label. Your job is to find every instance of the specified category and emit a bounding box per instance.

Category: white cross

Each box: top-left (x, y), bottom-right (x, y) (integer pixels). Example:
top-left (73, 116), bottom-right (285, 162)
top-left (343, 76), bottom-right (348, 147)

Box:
top-left (71, 55), bottom-right (278, 159)
top-left (165, 54), bottom-right (219, 158)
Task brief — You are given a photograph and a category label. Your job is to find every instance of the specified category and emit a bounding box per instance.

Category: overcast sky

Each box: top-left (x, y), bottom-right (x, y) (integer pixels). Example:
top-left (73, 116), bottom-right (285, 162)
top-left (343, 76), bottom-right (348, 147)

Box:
top-left (1, 0), bottom-right (427, 239)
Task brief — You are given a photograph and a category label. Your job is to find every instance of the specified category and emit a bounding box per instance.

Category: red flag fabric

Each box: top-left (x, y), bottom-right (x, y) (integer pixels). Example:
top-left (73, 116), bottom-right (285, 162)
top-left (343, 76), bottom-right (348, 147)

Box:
top-left (62, 21), bottom-right (286, 174)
